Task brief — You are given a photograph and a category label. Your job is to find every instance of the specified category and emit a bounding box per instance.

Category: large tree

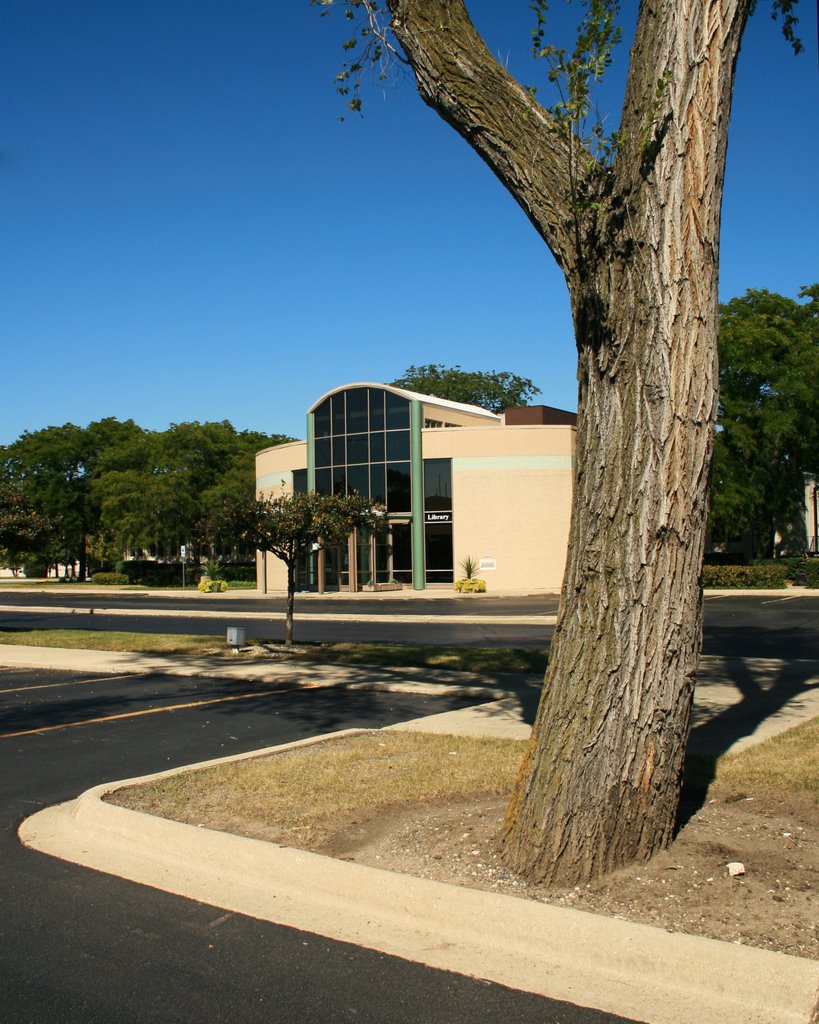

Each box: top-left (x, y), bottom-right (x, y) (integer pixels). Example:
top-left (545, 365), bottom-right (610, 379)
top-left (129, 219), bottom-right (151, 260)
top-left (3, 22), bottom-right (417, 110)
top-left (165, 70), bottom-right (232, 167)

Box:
top-left (710, 285), bottom-right (819, 556)
top-left (317, 0), bottom-right (803, 884)
top-left (390, 363), bottom-right (541, 413)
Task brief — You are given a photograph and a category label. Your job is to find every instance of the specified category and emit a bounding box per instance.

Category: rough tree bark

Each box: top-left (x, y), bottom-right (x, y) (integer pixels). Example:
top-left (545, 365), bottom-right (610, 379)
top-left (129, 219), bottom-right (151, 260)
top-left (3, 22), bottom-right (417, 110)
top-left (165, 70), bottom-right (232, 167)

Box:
top-left (386, 0), bottom-right (750, 884)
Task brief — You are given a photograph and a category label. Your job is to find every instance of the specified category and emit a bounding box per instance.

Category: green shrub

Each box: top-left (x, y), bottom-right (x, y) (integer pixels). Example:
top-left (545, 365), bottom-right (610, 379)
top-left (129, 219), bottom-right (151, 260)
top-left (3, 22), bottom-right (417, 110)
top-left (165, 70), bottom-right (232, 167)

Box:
top-left (113, 559), bottom-right (254, 586)
top-left (22, 558), bottom-right (49, 579)
top-left (198, 578), bottom-right (228, 593)
top-left (116, 560), bottom-right (189, 587)
top-left (701, 563), bottom-right (790, 589)
top-left (200, 558), bottom-right (224, 581)
top-left (803, 560), bottom-right (819, 588)
top-left (454, 577), bottom-right (487, 593)
top-left (91, 572), bottom-right (130, 585)
top-left (219, 564), bottom-right (256, 583)
top-left (750, 557), bottom-right (819, 589)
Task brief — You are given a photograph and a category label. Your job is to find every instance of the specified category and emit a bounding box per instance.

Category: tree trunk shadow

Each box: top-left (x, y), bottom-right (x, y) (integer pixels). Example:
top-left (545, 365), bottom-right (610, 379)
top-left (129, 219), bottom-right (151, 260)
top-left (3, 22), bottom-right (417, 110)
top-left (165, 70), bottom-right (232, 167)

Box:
top-left (676, 657), bottom-right (819, 831)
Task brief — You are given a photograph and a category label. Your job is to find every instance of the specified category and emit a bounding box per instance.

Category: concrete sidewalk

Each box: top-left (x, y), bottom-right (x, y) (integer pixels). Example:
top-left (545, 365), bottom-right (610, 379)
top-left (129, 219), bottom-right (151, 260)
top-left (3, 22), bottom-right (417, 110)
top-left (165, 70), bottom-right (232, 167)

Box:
top-left (9, 645), bottom-right (819, 1024)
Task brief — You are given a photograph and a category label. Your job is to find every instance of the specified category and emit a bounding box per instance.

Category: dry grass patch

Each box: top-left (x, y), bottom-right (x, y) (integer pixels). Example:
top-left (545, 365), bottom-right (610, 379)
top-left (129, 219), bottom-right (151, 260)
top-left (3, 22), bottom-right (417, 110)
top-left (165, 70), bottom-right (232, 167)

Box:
top-left (108, 731), bottom-right (528, 844)
top-left (712, 715), bottom-right (818, 803)
top-left (109, 719), bottom-right (818, 850)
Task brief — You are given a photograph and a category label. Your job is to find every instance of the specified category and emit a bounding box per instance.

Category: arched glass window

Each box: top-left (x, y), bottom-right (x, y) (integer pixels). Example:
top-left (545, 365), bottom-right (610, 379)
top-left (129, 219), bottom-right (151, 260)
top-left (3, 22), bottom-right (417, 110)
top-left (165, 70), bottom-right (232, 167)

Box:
top-left (312, 387), bottom-right (411, 512)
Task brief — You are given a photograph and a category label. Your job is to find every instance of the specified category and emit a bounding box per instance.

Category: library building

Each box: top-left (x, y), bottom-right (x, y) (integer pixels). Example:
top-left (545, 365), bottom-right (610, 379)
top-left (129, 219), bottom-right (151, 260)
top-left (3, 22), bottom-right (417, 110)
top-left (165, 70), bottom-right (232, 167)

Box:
top-left (255, 382), bottom-right (576, 593)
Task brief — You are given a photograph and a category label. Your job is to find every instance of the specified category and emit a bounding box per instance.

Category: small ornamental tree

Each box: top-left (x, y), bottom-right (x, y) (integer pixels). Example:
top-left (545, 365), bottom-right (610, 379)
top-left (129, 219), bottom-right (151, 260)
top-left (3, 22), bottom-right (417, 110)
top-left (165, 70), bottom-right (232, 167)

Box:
top-left (234, 491), bottom-right (384, 645)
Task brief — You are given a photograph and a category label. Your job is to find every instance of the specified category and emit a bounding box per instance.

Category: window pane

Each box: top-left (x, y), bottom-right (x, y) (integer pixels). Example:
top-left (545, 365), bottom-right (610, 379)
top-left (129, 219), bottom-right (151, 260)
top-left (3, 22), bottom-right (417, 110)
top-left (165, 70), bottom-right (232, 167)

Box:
top-left (346, 388), bottom-right (369, 435)
top-left (386, 429), bottom-right (410, 462)
top-left (424, 458), bottom-right (452, 511)
top-left (387, 462), bottom-right (411, 512)
top-left (331, 393), bottom-right (346, 436)
top-left (369, 430), bottom-right (385, 463)
top-left (386, 392), bottom-right (410, 430)
top-left (347, 463), bottom-right (369, 498)
top-left (293, 469), bottom-right (308, 494)
top-left (315, 468), bottom-right (331, 495)
top-left (369, 388), bottom-right (385, 431)
top-left (425, 522), bottom-right (453, 583)
top-left (347, 433), bottom-right (369, 465)
top-left (333, 465), bottom-right (346, 495)
top-left (314, 400), bottom-right (331, 438)
top-left (391, 522), bottom-right (412, 583)
top-left (370, 463), bottom-right (386, 505)
top-left (315, 437), bottom-right (331, 468)
top-left (356, 526), bottom-right (371, 587)
top-left (375, 534), bottom-right (390, 583)
top-left (332, 434), bottom-right (346, 466)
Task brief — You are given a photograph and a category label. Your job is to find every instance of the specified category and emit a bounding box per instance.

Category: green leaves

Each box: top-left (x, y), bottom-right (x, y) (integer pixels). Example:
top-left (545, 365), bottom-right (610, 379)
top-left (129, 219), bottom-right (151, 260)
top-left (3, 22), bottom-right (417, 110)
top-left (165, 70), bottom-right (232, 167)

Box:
top-left (311, 0), bottom-right (401, 118)
top-left (234, 491), bottom-right (384, 563)
top-left (0, 481), bottom-right (53, 567)
top-left (390, 363), bottom-right (541, 414)
top-left (711, 285), bottom-right (819, 554)
top-left (530, 0), bottom-right (622, 167)
top-left (2, 419), bottom-right (294, 574)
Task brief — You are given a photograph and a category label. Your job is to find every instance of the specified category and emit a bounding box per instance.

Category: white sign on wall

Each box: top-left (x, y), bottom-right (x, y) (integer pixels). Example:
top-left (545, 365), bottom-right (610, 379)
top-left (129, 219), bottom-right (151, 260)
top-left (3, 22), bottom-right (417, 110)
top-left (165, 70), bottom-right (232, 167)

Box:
top-left (479, 557), bottom-right (496, 571)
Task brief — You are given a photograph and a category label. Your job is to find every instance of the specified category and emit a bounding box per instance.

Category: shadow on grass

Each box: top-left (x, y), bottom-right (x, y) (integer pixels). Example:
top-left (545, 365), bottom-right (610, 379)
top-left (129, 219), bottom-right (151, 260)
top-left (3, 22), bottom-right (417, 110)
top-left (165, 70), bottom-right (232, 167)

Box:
top-left (676, 656), bottom-right (819, 831)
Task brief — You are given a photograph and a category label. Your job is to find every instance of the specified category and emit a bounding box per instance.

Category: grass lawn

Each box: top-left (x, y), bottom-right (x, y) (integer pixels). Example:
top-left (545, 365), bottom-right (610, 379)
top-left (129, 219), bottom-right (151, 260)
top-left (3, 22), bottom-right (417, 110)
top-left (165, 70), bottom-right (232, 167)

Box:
top-left (0, 627), bottom-right (549, 674)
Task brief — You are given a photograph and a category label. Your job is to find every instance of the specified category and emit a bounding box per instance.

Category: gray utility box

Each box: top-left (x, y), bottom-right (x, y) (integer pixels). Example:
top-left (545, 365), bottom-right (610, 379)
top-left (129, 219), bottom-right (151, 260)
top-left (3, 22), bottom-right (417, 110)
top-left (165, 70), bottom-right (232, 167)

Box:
top-left (226, 627), bottom-right (246, 647)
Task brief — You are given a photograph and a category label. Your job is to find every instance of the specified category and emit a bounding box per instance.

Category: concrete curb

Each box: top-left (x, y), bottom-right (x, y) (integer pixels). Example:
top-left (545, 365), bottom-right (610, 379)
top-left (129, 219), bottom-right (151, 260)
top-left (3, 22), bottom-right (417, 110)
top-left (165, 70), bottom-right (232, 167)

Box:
top-left (19, 732), bottom-right (819, 1024)
top-left (0, 602), bottom-right (556, 626)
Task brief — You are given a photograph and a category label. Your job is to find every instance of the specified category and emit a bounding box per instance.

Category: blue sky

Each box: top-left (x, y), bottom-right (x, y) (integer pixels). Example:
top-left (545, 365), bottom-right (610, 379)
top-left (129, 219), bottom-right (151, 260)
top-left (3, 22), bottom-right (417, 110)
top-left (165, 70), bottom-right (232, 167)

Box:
top-left (2, 1), bottom-right (817, 446)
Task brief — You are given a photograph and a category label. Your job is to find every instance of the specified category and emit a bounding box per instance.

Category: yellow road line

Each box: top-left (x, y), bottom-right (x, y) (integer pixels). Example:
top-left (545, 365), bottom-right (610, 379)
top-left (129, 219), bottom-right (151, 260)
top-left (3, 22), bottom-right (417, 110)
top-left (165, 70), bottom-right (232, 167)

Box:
top-left (0, 673), bottom-right (136, 695)
top-left (0, 685), bottom-right (319, 740)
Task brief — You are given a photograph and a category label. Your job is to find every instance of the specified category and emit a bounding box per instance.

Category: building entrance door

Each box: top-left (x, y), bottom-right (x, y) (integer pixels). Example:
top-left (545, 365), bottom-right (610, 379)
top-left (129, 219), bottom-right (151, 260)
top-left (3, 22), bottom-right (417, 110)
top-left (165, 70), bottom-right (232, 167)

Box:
top-left (316, 524), bottom-right (412, 592)
top-left (321, 543), bottom-right (347, 591)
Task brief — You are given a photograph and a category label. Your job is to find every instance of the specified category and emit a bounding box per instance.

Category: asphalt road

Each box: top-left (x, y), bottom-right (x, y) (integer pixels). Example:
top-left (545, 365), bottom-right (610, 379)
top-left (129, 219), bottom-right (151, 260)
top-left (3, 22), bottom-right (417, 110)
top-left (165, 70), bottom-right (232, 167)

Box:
top-left (1, 667), bottom-right (637, 1024)
top-left (1, 589), bottom-right (817, 658)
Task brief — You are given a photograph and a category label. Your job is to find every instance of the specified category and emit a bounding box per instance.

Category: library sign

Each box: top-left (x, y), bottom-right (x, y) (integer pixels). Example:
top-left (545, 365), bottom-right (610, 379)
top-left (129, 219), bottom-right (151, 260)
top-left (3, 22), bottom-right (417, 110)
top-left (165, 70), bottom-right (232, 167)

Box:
top-left (424, 511), bottom-right (452, 524)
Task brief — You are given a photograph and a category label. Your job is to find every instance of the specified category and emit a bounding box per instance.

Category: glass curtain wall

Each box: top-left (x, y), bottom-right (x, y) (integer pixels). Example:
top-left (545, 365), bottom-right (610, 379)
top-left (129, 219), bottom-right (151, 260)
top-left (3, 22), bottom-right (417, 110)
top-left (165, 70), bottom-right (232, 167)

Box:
top-left (313, 387), bottom-right (412, 514)
top-left (311, 387), bottom-right (415, 587)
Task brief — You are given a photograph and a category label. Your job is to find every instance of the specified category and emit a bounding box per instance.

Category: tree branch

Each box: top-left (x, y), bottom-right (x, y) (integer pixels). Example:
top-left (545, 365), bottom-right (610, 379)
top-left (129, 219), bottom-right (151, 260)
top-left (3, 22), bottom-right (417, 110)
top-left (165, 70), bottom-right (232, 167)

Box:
top-left (386, 0), bottom-right (583, 273)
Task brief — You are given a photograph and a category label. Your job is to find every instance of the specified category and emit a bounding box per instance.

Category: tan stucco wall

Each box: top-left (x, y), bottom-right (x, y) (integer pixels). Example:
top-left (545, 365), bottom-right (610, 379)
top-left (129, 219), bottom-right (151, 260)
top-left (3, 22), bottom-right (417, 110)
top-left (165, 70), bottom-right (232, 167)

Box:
top-left (255, 440), bottom-right (307, 592)
top-left (256, 440), bottom-right (307, 499)
top-left (423, 425), bottom-right (575, 590)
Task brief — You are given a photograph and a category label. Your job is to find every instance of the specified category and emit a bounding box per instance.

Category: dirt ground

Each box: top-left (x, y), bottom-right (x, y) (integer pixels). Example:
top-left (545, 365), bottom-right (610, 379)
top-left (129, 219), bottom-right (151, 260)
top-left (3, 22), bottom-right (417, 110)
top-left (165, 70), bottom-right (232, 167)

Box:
top-left (243, 788), bottom-right (817, 961)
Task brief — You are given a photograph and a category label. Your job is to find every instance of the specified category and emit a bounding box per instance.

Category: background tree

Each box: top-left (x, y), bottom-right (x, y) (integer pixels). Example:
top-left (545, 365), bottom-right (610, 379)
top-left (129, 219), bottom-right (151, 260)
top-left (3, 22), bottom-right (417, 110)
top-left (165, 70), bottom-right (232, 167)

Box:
top-left (92, 421), bottom-right (291, 563)
top-left (317, 0), bottom-right (804, 885)
top-left (3, 419), bottom-right (291, 576)
top-left (711, 286), bottom-right (819, 557)
top-left (3, 423), bottom-right (97, 578)
top-left (226, 492), bottom-right (384, 645)
top-left (0, 481), bottom-right (53, 574)
top-left (390, 364), bottom-right (541, 413)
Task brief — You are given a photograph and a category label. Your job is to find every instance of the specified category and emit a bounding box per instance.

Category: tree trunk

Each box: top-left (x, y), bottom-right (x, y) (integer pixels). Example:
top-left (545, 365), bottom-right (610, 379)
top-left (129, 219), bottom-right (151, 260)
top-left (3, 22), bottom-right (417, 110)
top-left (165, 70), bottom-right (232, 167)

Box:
top-left (502, 247), bottom-right (718, 883)
top-left (388, 0), bottom-right (750, 884)
top-left (285, 561), bottom-right (296, 647)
